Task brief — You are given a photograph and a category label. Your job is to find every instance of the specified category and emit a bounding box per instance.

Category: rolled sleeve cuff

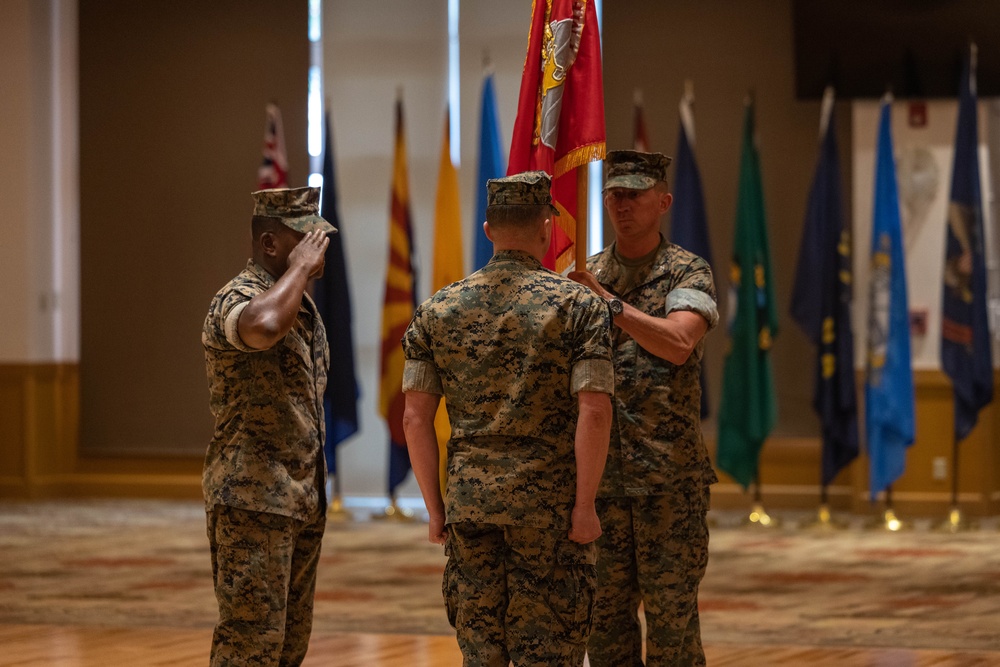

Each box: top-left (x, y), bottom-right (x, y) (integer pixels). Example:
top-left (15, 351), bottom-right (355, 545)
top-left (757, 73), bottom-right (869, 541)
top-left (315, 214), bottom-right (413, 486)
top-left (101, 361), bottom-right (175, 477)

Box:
top-left (666, 288), bottom-right (719, 330)
top-left (402, 359), bottom-right (443, 395)
top-left (223, 301), bottom-right (257, 352)
top-left (570, 358), bottom-right (615, 395)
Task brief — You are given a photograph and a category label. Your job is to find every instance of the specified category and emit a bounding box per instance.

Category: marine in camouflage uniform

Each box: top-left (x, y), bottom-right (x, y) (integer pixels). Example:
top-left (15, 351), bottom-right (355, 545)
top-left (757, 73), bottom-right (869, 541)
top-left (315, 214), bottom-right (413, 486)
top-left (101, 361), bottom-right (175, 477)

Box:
top-left (402, 172), bottom-right (615, 667)
top-left (569, 151), bottom-right (719, 667)
top-left (202, 187), bottom-right (336, 666)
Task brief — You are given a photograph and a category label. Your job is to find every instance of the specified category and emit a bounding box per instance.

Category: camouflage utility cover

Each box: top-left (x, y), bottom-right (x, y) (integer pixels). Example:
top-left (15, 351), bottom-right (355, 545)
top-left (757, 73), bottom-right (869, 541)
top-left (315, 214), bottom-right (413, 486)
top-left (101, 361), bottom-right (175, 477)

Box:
top-left (603, 150), bottom-right (673, 191)
top-left (487, 171), bottom-right (560, 215)
top-left (251, 186), bottom-right (337, 234)
top-left (202, 260), bottom-right (329, 521)
top-left (587, 238), bottom-right (719, 496)
top-left (403, 250), bottom-right (614, 530)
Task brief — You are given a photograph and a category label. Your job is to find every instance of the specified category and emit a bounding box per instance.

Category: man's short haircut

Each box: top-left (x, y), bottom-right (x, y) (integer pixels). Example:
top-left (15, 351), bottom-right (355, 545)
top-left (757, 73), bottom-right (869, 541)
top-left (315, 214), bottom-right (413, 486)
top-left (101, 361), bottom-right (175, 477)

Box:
top-left (485, 204), bottom-right (550, 229)
top-left (251, 215), bottom-right (284, 240)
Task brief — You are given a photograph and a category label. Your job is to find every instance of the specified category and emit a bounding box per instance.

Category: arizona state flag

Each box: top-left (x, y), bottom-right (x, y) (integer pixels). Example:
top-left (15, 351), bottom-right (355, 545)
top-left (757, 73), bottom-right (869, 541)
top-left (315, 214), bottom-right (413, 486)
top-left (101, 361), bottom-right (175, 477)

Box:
top-left (508, 0), bottom-right (605, 271)
top-left (380, 98), bottom-right (417, 495)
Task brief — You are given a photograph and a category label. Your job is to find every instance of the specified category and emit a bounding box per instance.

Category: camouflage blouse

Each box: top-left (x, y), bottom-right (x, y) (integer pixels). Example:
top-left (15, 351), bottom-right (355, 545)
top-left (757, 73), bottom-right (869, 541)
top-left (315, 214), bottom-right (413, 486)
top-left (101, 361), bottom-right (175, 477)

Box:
top-left (403, 250), bottom-right (614, 530)
top-left (202, 260), bottom-right (328, 521)
top-left (588, 238), bottom-right (719, 497)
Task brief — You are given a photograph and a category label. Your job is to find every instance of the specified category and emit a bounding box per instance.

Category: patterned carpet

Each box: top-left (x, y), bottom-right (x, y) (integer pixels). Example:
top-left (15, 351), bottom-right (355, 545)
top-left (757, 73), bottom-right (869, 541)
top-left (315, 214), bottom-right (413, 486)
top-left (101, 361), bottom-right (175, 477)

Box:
top-left (2, 500), bottom-right (999, 651)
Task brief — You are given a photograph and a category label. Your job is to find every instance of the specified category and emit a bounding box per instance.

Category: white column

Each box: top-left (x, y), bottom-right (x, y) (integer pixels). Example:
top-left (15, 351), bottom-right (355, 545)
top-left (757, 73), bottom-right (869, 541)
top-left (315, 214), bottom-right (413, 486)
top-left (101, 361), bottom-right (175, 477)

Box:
top-left (0, 0), bottom-right (79, 363)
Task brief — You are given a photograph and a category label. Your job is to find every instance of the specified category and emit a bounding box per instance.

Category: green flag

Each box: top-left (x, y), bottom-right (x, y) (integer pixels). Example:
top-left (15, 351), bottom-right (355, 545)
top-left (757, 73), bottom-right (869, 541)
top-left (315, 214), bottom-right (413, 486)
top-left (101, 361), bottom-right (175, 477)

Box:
top-left (716, 98), bottom-right (778, 489)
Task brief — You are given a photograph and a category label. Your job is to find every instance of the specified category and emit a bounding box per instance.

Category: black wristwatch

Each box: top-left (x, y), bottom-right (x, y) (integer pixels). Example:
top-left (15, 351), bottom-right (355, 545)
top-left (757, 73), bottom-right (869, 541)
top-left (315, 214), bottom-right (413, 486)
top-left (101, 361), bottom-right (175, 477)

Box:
top-left (606, 296), bottom-right (624, 319)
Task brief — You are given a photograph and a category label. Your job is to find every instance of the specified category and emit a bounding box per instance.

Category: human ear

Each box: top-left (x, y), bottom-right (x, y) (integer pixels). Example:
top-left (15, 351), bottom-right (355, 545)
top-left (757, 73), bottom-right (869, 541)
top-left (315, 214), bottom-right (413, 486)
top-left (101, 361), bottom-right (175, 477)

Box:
top-left (260, 231), bottom-right (278, 256)
top-left (660, 192), bottom-right (673, 214)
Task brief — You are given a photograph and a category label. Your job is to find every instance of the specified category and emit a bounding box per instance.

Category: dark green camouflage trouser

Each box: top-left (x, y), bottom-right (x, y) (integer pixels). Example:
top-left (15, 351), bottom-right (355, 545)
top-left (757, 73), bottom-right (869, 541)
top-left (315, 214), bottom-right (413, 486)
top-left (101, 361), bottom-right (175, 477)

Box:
top-left (587, 487), bottom-right (710, 667)
top-left (207, 504), bottom-right (326, 666)
top-left (443, 521), bottom-right (597, 666)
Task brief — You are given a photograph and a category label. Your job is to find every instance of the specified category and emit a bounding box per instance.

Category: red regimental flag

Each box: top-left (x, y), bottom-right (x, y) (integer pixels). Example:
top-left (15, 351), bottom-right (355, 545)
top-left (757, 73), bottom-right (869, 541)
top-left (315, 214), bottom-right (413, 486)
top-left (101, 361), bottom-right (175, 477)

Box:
top-left (508, 0), bottom-right (605, 271)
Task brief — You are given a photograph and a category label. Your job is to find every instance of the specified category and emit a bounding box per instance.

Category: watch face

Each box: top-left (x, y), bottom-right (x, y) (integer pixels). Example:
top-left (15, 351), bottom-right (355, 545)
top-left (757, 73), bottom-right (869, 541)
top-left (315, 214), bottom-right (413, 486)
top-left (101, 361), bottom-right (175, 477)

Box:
top-left (609, 298), bottom-right (624, 317)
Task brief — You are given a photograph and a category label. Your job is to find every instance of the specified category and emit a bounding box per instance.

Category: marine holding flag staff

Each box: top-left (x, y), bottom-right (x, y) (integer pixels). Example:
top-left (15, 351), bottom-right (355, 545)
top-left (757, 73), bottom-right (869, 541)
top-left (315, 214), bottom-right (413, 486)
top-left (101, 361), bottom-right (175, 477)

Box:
top-left (402, 172), bottom-right (614, 666)
top-left (202, 187), bottom-right (336, 666)
top-left (569, 150), bottom-right (719, 666)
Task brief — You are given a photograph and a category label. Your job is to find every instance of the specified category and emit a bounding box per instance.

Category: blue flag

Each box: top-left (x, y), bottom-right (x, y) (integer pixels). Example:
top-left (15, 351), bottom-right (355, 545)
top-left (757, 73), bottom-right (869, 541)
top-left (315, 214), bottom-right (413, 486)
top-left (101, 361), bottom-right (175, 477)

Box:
top-left (790, 88), bottom-right (859, 486)
top-left (865, 99), bottom-right (915, 500)
top-left (313, 110), bottom-right (360, 476)
top-left (670, 92), bottom-right (713, 418)
top-left (474, 73), bottom-right (506, 270)
top-left (941, 45), bottom-right (994, 443)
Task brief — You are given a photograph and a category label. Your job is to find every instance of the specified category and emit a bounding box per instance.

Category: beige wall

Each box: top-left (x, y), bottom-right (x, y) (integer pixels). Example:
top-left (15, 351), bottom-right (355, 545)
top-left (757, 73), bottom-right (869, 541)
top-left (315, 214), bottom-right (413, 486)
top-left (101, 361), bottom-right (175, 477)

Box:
top-left (78, 0), bottom-right (310, 455)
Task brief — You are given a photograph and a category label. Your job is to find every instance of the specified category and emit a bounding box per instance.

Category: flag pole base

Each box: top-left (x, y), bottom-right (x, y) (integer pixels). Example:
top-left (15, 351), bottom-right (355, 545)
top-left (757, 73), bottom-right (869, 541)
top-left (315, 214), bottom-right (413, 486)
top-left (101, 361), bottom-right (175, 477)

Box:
top-left (326, 495), bottom-right (353, 523)
top-left (934, 506), bottom-right (977, 533)
top-left (802, 503), bottom-right (847, 530)
top-left (371, 499), bottom-right (416, 522)
top-left (866, 508), bottom-right (910, 531)
top-left (741, 503), bottom-right (780, 528)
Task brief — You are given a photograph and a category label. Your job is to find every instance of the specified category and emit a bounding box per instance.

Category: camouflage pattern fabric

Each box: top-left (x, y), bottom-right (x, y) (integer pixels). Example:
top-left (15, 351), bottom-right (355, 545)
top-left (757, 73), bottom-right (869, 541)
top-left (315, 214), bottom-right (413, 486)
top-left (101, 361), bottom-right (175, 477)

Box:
top-left (207, 504), bottom-right (325, 666)
top-left (585, 237), bottom-right (716, 665)
top-left (202, 259), bottom-right (329, 522)
top-left (486, 170), bottom-right (561, 215)
top-left (587, 239), bottom-right (719, 497)
top-left (402, 249), bottom-right (614, 530)
top-left (603, 150), bottom-right (673, 191)
top-left (587, 488), bottom-right (710, 667)
top-left (250, 186), bottom-right (337, 234)
top-left (444, 521), bottom-right (597, 667)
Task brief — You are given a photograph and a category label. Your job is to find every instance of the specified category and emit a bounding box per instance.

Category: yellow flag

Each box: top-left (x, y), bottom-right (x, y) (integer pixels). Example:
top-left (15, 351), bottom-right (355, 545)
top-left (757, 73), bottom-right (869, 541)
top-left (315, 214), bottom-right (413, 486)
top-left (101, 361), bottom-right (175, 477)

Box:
top-left (432, 110), bottom-right (464, 494)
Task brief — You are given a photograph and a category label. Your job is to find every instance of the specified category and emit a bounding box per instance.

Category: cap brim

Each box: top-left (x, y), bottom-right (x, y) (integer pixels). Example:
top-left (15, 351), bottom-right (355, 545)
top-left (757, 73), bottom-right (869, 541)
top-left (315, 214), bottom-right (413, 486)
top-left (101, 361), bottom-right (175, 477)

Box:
top-left (602, 174), bottom-right (657, 192)
top-left (281, 215), bottom-right (338, 234)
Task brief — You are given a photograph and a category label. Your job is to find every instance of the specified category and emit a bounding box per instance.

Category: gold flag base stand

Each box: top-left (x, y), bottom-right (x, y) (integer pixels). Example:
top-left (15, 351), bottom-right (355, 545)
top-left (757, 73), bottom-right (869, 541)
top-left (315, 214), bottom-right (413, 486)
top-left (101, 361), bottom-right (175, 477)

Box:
top-left (326, 495), bottom-right (353, 523)
top-left (741, 503), bottom-right (780, 528)
top-left (802, 503), bottom-right (847, 530)
top-left (866, 508), bottom-right (910, 531)
top-left (372, 498), bottom-right (416, 522)
top-left (934, 507), bottom-right (977, 533)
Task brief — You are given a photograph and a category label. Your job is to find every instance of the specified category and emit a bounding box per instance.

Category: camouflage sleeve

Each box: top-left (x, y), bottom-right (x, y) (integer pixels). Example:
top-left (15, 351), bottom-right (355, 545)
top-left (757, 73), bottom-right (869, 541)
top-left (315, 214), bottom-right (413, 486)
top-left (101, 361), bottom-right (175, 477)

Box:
top-left (666, 289), bottom-right (719, 330)
top-left (401, 308), bottom-right (443, 395)
top-left (403, 360), bottom-right (443, 394)
top-left (204, 286), bottom-right (259, 353)
top-left (668, 257), bottom-right (719, 330)
top-left (569, 294), bottom-right (615, 395)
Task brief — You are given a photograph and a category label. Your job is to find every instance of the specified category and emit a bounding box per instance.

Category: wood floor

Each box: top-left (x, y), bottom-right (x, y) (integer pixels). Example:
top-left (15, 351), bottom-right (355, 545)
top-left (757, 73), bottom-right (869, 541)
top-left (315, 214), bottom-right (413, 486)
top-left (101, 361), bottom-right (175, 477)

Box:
top-left (2, 625), bottom-right (999, 667)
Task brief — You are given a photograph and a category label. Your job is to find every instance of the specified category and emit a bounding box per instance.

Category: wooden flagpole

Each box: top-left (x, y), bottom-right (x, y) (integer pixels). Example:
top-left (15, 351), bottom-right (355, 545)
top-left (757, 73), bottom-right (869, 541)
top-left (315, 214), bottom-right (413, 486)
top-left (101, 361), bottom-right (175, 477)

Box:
top-left (576, 165), bottom-right (590, 270)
